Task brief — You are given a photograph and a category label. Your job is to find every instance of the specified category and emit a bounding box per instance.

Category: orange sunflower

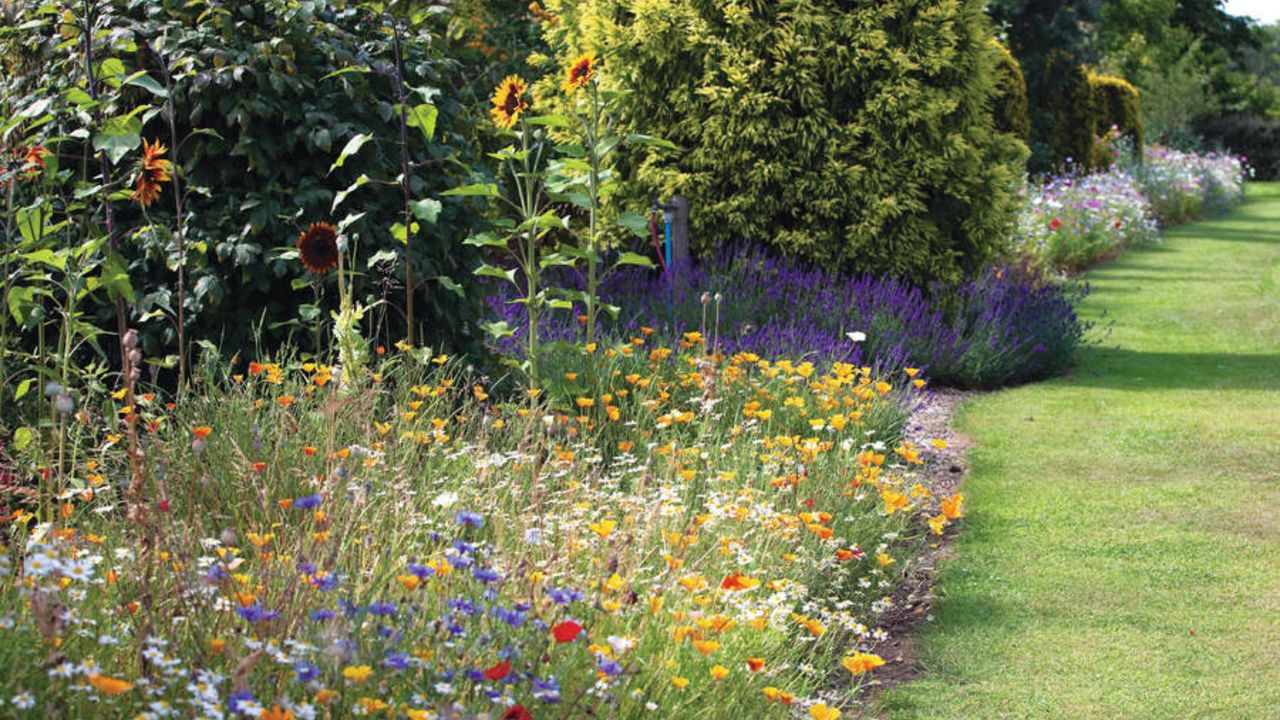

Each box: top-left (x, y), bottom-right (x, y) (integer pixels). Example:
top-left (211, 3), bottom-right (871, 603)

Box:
top-left (131, 139), bottom-right (171, 208)
top-left (19, 145), bottom-right (49, 179)
top-left (562, 51), bottom-right (598, 94)
top-left (490, 75), bottom-right (529, 129)
top-left (297, 222), bottom-right (339, 275)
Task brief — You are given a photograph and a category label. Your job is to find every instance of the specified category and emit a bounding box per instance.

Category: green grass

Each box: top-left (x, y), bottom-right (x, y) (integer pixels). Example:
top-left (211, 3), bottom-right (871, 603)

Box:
top-left (879, 183), bottom-right (1280, 719)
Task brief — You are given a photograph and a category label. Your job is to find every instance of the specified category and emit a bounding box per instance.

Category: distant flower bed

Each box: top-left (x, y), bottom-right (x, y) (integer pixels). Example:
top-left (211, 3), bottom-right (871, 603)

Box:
top-left (1015, 146), bottom-right (1247, 272)
top-left (488, 246), bottom-right (1089, 390)
top-left (1135, 146), bottom-right (1246, 226)
top-left (1015, 167), bottom-right (1160, 272)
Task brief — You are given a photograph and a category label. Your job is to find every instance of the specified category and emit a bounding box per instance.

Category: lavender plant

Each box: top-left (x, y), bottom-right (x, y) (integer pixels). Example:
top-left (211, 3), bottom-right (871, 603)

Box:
top-left (485, 245), bottom-right (1089, 390)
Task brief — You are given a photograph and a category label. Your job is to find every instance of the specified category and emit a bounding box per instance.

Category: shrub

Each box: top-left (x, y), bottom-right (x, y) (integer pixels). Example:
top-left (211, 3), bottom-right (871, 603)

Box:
top-left (538, 0), bottom-right (1024, 287)
top-left (992, 41), bottom-right (1031, 142)
top-left (1015, 167), bottom-right (1160, 270)
top-left (1039, 53), bottom-right (1098, 171)
top-left (1088, 72), bottom-right (1144, 164)
top-left (487, 244), bottom-right (1090, 390)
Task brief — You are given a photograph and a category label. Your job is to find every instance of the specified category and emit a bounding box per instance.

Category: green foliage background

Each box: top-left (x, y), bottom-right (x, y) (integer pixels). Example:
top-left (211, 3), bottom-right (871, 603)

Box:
top-left (0, 0), bottom-right (491, 363)
top-left (538, 0), bottom-right (1026, 287)
top-left (992, 41), bottom-right (1031, 143)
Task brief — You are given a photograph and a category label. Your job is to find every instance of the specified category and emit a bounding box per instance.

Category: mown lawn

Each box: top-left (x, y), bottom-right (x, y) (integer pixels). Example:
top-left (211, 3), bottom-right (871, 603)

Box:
top-left (879, 183), bottom-right (1280, 718)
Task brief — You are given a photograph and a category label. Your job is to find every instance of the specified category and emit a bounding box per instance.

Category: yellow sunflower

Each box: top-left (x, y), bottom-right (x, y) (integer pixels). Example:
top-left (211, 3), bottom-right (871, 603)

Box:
top-left (490, 75), bottom-right (530, 129)
top-left (297, 222), bottom-right (339, 275)
top-left (562, 51), bottom-right (598, 94)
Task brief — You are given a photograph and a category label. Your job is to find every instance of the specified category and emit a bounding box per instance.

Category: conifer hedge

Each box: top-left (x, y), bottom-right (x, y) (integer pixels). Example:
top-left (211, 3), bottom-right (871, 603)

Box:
top-left (539, 0), bottom-right (1025, 286)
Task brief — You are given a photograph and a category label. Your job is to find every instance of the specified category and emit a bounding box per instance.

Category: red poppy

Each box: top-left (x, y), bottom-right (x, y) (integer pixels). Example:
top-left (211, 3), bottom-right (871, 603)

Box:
top-left (502, 706), bottom-right (533, 720)
top-left (484, 660), bottom-right (512, 681)
top-left (1049, 218), bottom-right (1063, 230)
top-left (551, 620), bottom-right (582, 643)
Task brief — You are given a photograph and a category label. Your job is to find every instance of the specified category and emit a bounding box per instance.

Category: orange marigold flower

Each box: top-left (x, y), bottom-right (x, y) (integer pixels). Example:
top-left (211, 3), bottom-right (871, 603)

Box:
top-left (297, 222), bottom-right (339, 275)
top-left (563, 51), bottom-right (598, 93)
top-left (131, 139), bottom-right (171, 208)
top-left (490, 75), bottom-right (529, 129)
top-left (88, 673), bottom-right (134, 695)
top-left (192, 425), bottom-right (212, 439)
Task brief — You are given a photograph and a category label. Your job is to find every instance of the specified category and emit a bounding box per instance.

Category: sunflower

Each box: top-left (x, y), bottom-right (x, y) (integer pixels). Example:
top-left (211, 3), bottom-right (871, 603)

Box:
top-left (562, 52), bottom-right (598, 94)
top-left (19, 145), bottom-right (49, 179)
top-left (490, 75), bottom-right (529, 129)
top-left (130, 139), bottom-right (171, 208)
top-left (297, 222), bottom-right (339, 275)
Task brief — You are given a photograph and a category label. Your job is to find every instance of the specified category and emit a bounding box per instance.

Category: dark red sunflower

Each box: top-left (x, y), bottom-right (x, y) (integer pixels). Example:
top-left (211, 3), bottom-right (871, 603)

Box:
top-left (131, 139), bottom-right (171, 208)
top-left (297, 222), bottom-right (339, 275)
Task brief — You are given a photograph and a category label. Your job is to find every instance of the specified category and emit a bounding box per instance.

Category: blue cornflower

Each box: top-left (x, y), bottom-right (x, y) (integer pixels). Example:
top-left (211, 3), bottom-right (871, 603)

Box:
top-left (368, 601), bottom-right (398, 617)
top-left (532, 676), bottom-right (562, 703)
top-left (407, 563), bottom-right (436, 579)
top-left (383, 652), bottom-right (410, 671)
top-left (547, 586), bottom-right (584, 605)
top-left (294, 662), bottom-right (319, 683)
top-left (309, 608), bottom-right (336, 622)
top-left (295, 494), bottom-right (322, 510)
top-left (454, 510), bottom-right (484, 528)
top-left (236, 604), bottom-right (279, 624)
top-left (472, 567), bottom-right (500, 583)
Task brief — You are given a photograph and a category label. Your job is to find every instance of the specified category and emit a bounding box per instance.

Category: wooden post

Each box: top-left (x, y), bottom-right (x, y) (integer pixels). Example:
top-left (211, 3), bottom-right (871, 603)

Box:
top-left (670, 195), bottom-right (691, 271)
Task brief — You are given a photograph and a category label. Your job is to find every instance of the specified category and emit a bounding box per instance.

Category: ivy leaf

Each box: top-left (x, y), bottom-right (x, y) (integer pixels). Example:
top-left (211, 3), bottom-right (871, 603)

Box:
top-left (462, 232), bottom-right (508, 249)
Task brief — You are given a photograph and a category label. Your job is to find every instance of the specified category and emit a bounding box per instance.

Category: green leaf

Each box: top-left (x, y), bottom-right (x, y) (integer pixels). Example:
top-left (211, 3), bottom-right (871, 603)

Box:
top-left (7, 286), bottom-right (35, 323)
top-left (100, 251), bottom-right (135, 302)
top-left (482, 321), bottom-right (515, 339)
top-left (405, 103), bottom-right (438, 144)
top-left (122, 71), bottom-right (169, 97)
top-left (527, 114), bottom-right (574, 128)
top-left (13, 378), bottom-right (34, 402)
top-left (99, 58), bottom-right (127, 88)
top-left (435, 275), bottom-right (465, 298)
top-left (474, 264), bottom-right (517, 284)
top-left (367, 248), bottom-right (399, 267)
top-left (390, 221), bottom-right (419, 244)
top-left (64, 87), bottom-right (95, 107)
top-left (22, 249), bottom-right (67, 271)
top-left (92, 114), bottom-right (143, 164)
top-left (615, 252), bottom-right (656, 269)
top-left (331, 174), bottom-right (372, 212)
top-left (12, 427), bottom-right (35, 452)
top-left (617, 212), bottom-right (650, 238)
top-left (320, 66), bottom-right (370, 81)
top-left (441, 182), bottom-right (499, 197)
top-left (329, 133), bottom-right (372, 174)
top-left (410, 199), bottom-right (442, 224)
top-left (462, 232), bottom-right (509, 249)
